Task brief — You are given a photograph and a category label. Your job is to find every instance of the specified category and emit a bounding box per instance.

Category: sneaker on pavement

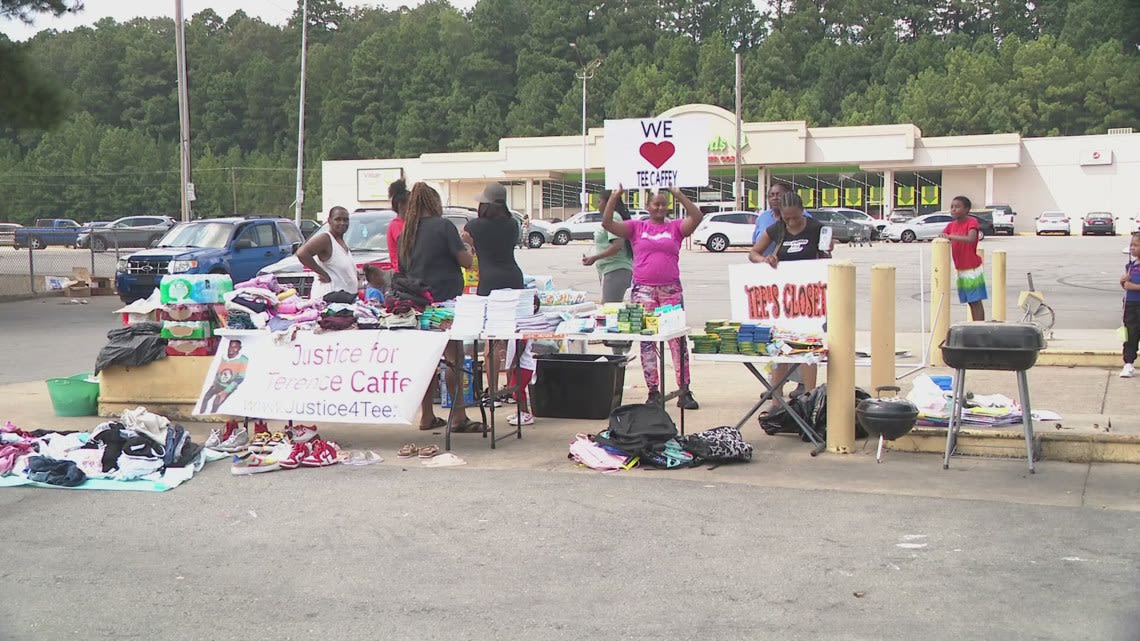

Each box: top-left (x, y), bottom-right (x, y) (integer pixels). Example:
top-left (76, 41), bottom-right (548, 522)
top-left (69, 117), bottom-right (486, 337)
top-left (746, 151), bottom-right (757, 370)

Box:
top-left (247, 430), bottom-right (273, 453)
top-left (253, 420), bottom-right (270, 435)
top-left (300, 440), bottom-right (339, 467)
top-left (1122, 364), bottom-right (1136, 378)
top-left (279, 442), bottom-right (310, 469)
top-left (289, 424), bottom-right (319, 443)
top-left (231, 453), bottom-right (281, 475)
top-left (217, 427), bottom-right (249, 453)
top-left (507, 412), bottom-right (534, 426)
top-left (266, 431), bottom-right (291, 450)
top-left (204, 428), bottom-right (224, 449)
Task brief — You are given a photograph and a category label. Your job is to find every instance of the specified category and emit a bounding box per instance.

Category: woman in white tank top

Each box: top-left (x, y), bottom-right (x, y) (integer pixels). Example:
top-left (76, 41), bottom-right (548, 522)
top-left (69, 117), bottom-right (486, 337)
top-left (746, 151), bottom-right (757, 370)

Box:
top-left (296, 206), bottom-right (359, 300)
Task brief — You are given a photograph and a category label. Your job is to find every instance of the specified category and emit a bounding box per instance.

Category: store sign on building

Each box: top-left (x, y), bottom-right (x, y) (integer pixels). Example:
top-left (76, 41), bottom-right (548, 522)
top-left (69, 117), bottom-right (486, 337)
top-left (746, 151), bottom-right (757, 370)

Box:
top-left (707, 134), bottom-right (749, 165)
top-left (604, 117), bottom-right (709, 189)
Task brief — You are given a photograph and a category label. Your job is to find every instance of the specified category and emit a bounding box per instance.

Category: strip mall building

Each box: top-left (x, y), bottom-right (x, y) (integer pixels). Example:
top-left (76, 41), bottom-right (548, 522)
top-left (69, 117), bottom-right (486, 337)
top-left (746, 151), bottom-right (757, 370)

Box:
top-left (322, 103), bottom-right (1139, 232)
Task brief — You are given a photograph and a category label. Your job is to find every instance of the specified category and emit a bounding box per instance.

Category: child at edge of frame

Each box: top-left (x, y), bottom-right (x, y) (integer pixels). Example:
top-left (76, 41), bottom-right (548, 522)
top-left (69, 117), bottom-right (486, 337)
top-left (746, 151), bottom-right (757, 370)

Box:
top-left (939, 194), bottom-right (987, 321)
top-left (1119, 232), bottom-right (1140, 379)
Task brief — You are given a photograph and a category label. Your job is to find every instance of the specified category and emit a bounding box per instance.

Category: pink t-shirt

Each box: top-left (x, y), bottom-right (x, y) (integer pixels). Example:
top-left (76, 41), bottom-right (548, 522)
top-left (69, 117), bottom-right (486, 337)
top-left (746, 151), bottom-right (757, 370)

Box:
top-left (626, 218), bottom-right (684, 286)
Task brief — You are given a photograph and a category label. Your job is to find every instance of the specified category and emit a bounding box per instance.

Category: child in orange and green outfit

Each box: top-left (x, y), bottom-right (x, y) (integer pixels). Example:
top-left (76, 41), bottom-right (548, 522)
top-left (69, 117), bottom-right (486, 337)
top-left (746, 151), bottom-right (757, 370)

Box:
top-left (940, 195), bottom-right (987, 321)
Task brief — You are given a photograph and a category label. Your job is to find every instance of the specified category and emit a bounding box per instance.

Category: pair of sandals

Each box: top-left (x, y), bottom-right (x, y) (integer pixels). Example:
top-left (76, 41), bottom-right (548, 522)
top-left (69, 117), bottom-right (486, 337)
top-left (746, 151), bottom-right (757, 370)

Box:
top-left (417, 416), bottom-right (486, 434)
top-left (397, 443), bottom-right (440, 459)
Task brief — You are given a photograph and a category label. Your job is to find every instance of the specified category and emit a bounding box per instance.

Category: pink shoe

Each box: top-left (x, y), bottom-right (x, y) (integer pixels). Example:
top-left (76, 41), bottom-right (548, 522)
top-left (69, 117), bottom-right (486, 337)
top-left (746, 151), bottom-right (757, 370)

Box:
top-left (279, 442), bottom-right (310, 470)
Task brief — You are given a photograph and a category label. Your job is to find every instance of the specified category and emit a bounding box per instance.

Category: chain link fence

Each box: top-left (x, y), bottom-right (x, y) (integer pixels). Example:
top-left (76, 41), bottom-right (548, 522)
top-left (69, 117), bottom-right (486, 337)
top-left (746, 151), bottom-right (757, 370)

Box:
top-left (0, 238), bottom-right (129, 299)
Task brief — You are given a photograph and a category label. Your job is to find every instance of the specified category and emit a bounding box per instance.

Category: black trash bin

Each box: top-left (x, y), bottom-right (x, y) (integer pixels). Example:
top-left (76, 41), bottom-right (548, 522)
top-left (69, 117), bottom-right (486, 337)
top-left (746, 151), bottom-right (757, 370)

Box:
top-left (531, 354), bottom-right (628, 420)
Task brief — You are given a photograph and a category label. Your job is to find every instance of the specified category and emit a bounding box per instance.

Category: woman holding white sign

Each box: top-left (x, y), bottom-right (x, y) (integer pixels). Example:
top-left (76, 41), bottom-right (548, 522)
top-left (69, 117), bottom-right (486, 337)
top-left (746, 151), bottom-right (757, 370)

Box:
top-left (747, 191), bottom-right (832, 398)
top-left (603, 185), bottom-right (703, 410)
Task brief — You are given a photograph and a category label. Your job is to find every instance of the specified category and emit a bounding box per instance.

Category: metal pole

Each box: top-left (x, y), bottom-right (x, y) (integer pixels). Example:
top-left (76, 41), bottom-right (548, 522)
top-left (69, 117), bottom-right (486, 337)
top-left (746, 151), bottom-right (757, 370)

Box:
top-left (293, 0), bottom-right (308, 225)
top-left (231, 167), bottom-right (238, 214)
top-left (174, 0), bottom-right (192, 222)
top-left (580, 71), bottom-right (587, 212)
top-left (734, 51), bottom-right (743, 210)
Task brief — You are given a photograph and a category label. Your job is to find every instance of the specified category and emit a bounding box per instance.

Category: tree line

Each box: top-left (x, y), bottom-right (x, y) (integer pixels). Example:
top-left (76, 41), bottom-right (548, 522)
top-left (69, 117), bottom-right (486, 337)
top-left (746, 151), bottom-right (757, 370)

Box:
top-left (0, 0), bottom-right (1137, 223)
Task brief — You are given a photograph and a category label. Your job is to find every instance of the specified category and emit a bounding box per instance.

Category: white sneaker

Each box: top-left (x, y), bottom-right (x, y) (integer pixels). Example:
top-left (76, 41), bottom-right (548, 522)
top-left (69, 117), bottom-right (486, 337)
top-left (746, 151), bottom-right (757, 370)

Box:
top-left (204, 428), bottom-right (224, 449)
top-left (507, 412), bottom-right (534, 426)
top-left (1121, 364), bottom-right (1135, 378)
top-left (231, 453), bottom-right (280, 475)
top-left (217, 427), bottom-right (250, 453)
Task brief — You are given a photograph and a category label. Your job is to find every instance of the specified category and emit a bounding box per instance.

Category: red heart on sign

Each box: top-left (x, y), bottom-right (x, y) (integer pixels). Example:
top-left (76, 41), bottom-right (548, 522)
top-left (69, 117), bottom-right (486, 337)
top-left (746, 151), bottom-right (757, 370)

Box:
top-left (639, 141), bottom-right (675, 169)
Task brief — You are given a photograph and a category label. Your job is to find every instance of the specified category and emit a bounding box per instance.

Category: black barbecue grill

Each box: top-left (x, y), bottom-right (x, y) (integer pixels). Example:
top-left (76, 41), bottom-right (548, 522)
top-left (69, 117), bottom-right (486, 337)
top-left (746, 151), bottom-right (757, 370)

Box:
top-left (939, 322), bottom-right (1046, 473)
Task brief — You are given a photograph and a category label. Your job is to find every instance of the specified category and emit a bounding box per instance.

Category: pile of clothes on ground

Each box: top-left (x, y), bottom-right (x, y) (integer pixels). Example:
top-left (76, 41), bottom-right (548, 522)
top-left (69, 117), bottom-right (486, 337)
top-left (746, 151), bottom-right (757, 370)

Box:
top-left (0, 408), bottom-right (213, 491)
top-left (568, 404), bottom-right (754, 471)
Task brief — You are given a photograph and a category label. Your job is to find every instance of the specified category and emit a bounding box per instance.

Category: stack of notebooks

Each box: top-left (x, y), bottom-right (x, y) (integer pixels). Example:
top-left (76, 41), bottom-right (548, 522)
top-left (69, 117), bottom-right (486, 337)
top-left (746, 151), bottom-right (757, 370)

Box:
top-left (485, 289), bottom-right (536, 335)
top-left (451, 295), bottom-right (488, 336)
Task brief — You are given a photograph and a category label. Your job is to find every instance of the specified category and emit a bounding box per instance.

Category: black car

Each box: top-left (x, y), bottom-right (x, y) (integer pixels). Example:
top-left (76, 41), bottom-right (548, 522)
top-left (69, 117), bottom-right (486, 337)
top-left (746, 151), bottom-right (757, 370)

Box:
top-left (1081, 211), bottom-right (1116, 236)
top-left (969, 210), bottom-right (995, 238)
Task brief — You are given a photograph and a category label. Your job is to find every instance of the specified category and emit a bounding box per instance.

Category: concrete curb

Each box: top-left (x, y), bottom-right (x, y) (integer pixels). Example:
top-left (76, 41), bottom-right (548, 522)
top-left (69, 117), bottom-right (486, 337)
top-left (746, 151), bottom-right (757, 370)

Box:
top-left (1037, 349), bottom-right (1121, 368)
top-left (889, 426), bottom-right (1140, 464)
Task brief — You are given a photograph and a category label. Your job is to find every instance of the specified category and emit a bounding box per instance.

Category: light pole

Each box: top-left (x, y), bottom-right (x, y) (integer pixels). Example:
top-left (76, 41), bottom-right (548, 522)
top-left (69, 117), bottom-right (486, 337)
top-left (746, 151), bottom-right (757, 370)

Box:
top-left (293, 0), bottom-right (308, 225)
top-left (571, 42), bottom-right (601, 213)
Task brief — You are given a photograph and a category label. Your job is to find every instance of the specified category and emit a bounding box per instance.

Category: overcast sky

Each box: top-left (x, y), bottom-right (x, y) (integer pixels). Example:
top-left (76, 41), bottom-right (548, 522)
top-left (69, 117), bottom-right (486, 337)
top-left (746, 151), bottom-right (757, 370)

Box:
top-left (1, 0), bottom-right (479, 42)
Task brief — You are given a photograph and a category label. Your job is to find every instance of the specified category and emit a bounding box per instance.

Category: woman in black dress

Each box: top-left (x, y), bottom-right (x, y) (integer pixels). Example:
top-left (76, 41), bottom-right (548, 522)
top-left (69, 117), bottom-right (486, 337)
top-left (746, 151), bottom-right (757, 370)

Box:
top-left (463, 183), bottom-right (524, 295)
top-left (400, 182), bottom-right (484, 434)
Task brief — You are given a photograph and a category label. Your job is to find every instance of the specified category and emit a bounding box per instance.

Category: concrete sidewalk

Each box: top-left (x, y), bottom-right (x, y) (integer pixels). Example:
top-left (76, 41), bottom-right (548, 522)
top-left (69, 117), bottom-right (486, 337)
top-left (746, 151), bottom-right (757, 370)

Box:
top-left (4, 354), bottom-right (1137, 511)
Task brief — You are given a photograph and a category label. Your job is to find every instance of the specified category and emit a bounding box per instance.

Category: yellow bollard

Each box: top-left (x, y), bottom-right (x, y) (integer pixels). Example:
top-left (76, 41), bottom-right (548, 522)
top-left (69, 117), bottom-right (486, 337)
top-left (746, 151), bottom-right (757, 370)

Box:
top-left (930, 239), bottom-right (952, 367)
top-left (871, 264), bottom-right (896, 393)
top-left (826, 261), bottom-right (856, 453)
top-left (993, 249), bottom-right (1007, 321)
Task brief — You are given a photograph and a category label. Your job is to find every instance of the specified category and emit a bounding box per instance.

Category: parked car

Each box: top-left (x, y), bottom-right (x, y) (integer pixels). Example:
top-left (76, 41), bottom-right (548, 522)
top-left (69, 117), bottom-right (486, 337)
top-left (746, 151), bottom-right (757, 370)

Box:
top-left (692, 211), bottom-right (758, 252)
top-left (548, 211), bottom-right (603, 245)
top-left (81, 221), bottom-right (112, 231)
top-left (0, 223), bottom-right (23, 248)
top-left (888, 208), bottom-right (918, 223)
top-left (985, 204), bottom-right (1017, 235)
top-left (13, 218), bottom-right (82, 249)
top-left (260, 209), bottom-right (397, 297)
top-left (1081, 212), bottom-right (1116, 236)
top-left (80, 215), bottom-right (176, 251)
top-left (115, 216), bottom-right (303, 303)
top-left (807, 209), bottom-right (872, 243)
top-left (882, 212), bottom-right (954, 243)
top-left (1035, 211), bottom-right (1071, 235)
top-left (818, 207), bottom-right (885, 239)
top-left (299, 219), bottom-right (321, 240)
top-left (969, 210), bottom-right (996, 237)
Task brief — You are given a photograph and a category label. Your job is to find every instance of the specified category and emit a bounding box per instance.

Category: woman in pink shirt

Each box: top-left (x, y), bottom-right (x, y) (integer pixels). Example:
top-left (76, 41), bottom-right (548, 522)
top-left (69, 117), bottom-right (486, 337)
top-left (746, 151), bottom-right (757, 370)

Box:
top-left (603, 185), bottom-right (704, 409)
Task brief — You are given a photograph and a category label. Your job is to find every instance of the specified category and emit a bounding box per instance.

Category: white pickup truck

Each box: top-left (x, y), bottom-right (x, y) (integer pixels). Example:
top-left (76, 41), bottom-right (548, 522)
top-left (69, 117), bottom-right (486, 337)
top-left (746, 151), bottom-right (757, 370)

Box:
top-left (985, 204), bottom-right (1017, 235)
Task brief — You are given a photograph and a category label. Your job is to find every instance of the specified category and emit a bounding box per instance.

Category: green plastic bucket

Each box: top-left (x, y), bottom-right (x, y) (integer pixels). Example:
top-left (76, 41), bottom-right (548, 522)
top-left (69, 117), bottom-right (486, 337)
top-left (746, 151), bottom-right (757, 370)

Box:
top-left (45, 372), bottom-right (100, 417)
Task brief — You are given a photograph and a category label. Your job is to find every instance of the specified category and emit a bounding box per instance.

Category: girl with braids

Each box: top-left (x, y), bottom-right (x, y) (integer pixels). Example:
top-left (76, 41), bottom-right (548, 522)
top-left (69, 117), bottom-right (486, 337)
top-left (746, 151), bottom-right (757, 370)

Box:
top-left (400, 182), bottom-right (484, 433)
top-left (385, 178), bottom-right (411, 274)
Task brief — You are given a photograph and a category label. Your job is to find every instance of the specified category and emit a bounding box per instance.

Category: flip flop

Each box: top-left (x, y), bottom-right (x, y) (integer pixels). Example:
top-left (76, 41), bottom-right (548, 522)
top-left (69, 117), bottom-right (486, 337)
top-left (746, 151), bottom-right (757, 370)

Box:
top-left (448, 418), bottom-right (486, 434)
top-left (421, 452), bottom-right (466, 467)
top-left (397, 443), bottom-right (419, 459)
top-left (418, 416), bottom-right (446, 431)
top-left (418, 445), bottom-right (440, 459)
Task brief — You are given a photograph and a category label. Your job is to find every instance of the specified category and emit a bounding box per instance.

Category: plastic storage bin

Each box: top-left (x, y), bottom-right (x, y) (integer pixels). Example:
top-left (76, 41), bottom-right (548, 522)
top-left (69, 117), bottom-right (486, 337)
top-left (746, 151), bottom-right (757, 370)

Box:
top-left (531, 354), bottom-right (627, 420)
top-left (45, 372), bottom-right (100, 417)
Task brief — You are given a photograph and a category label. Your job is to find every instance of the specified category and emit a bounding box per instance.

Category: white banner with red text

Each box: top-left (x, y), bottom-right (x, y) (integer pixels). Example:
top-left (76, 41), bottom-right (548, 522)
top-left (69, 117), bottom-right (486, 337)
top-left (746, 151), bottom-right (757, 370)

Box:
top-left (728, 260), bottom-right (831, 339)
top-left (193, 330), bottom-right (448, 425)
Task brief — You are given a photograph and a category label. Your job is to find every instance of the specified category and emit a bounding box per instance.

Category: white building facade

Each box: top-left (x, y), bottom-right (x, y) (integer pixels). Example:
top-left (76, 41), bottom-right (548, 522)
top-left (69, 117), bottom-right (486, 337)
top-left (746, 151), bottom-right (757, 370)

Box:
top-left (322, 103), bottom-right (1139, 232)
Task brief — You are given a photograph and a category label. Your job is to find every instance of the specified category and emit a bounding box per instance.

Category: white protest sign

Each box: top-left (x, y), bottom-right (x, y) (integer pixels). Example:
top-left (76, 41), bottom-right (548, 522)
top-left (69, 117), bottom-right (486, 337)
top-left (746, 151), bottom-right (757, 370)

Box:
top-left (604, 117), bottom-right (708, 189)
top-left (728, 260), bottom-right (832, 337)
top-left (194, 330), bottom-right (448, 425)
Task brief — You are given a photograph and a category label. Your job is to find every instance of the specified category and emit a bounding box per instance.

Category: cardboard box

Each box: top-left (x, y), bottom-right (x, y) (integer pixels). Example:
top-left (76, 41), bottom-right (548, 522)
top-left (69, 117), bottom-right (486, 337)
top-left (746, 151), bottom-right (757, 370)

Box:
top-left (166, 337), bottom-right (220, 357)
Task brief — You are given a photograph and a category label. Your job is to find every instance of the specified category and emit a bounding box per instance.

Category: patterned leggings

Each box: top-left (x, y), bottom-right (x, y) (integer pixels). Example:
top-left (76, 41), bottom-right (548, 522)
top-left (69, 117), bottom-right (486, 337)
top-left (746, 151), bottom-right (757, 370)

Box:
top-left (631, 282), bottom-right (690, 390)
